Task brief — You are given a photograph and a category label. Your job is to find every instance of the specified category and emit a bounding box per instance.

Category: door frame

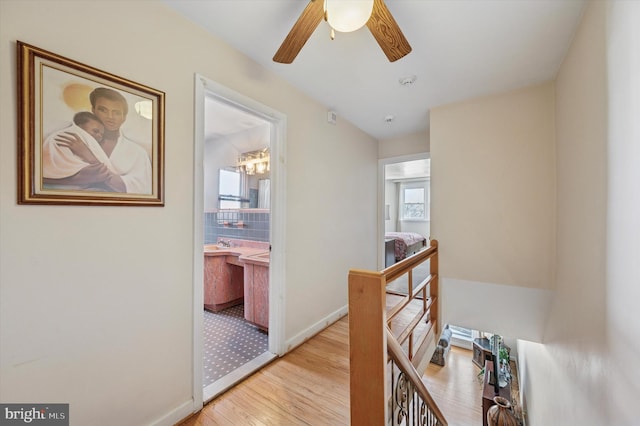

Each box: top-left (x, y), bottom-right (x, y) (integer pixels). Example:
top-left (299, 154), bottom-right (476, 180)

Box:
top-left (193, 74), bottom-right (287, 407)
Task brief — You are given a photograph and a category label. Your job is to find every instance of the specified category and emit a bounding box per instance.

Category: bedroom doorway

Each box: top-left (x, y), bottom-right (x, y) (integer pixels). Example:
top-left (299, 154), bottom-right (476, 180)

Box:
top-left (379, 154), bottom-right (430, 269)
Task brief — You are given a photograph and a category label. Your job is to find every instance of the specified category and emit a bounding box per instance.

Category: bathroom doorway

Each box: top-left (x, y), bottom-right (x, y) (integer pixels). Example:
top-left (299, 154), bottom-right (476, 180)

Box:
top-left (193, 75), bottom-right (286, 405)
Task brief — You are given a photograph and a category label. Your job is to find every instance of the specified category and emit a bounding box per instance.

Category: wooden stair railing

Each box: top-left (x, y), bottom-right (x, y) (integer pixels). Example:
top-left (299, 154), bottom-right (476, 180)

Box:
top-left (348, 239), bottom-right (447, 425)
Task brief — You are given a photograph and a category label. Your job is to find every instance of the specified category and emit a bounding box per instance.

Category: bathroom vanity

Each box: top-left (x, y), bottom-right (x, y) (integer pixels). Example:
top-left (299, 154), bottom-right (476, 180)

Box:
top-left (203, 246), bottom-right (244, 312)
top-left (203, 240), bottom-right (270, 330)
top-left (241, 251), bottom-right (270, 330)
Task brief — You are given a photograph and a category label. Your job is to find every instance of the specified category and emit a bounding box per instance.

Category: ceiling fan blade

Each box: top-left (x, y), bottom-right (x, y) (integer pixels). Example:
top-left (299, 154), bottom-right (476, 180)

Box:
top-left (273, 0), bottom-right (325, 64)
top-left (366, 0), bottom-right (412, 62)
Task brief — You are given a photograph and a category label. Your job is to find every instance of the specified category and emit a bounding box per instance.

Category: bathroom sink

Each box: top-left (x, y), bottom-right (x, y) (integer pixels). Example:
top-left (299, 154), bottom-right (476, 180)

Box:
top-left (204, 244), bottom-right (220, 251)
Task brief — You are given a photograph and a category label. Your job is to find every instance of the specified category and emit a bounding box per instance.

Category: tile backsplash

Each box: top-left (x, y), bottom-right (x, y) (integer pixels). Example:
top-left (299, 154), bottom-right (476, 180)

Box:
top-left (204, 211), bottom-right (270, 244)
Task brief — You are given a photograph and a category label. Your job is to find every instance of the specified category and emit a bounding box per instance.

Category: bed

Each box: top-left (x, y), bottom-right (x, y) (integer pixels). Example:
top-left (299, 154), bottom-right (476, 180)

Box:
top-left (385, 232), bottom-right (427, 263)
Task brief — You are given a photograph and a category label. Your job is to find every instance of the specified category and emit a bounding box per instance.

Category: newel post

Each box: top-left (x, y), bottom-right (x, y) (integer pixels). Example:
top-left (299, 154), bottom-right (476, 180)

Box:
top-left (348, 269), bottom-right (387, 426)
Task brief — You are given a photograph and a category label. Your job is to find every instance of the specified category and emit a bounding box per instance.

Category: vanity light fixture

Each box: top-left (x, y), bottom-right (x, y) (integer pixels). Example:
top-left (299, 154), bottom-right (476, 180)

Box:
top-left (237, 148), bottom-right (270, 176)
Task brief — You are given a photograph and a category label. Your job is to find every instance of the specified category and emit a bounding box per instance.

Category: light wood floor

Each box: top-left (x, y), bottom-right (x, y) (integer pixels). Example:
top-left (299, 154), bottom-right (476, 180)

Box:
top-left (423, 346), bottom-right (484, 426)
top-left (179, 316), bottom-right (483, 426)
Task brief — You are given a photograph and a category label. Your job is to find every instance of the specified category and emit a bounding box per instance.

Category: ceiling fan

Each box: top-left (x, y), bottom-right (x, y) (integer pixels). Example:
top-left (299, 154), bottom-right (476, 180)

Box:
top-left (273, 0), bottom-right (412, 64)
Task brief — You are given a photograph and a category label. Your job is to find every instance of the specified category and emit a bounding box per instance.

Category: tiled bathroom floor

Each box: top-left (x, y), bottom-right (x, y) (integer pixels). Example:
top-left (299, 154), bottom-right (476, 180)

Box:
top-left (203, 305), bottom-right (268, 387)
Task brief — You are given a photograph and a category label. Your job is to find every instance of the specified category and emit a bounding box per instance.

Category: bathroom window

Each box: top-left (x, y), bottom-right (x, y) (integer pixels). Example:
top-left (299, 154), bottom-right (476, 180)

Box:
top-left (218, 168), bottom-right (243, 209)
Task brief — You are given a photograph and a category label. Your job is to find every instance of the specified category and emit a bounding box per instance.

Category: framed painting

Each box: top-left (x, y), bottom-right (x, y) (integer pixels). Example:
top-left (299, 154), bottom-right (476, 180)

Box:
top-left (17, 41), bottom-right (165, 206)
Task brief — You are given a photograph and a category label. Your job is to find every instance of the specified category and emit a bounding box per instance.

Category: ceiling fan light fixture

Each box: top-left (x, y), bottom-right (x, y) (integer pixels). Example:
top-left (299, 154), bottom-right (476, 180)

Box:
top-left (325, 0), bottom-right (374, 33)
top-left (273, 0), bottom-right (411, 64)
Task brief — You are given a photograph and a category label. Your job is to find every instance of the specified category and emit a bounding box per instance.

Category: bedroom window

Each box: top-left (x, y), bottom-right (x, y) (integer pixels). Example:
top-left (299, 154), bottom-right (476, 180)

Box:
top-left (401, 180), bottom-right (429, 221)
top-left (404, 188), bottom-right (424, 218)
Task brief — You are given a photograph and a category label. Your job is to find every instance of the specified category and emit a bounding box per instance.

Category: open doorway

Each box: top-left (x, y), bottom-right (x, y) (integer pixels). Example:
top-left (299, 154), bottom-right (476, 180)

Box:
top-left (202, 96), bottom-right (272, 400)
top-left (193, 75), bottom-right (287, 405)
top-left (378, 154), bottom-right (430, 269)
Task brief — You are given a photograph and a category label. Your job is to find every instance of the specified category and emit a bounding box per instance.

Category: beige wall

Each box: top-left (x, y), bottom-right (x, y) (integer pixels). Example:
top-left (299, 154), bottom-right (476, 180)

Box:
top-left (430, 1), bottom-right (640, 422)
top-left (431, 83), bottom-right (556, 289)
top-left (0, 1), bottom-right (377, 424)
top-left (429, 83), bottom-right (556, 342)
top-left (518, 1), bottom-right (607, 424)
top-left (378, 129), bottom-right (429, 159)
top-left (606, 2), bottom-right (640, 422)
top-left (519, 1), bottom-right (640, 425)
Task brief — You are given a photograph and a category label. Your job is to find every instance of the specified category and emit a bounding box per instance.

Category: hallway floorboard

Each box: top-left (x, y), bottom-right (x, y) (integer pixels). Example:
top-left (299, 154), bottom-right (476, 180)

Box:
top-left (180, 316), bottom-right (483, 425)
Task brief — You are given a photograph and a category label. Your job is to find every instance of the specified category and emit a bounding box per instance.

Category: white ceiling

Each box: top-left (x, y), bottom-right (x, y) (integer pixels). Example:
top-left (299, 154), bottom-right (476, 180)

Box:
top-left (163, 0), bottom-right (586, 141)
top-left (204, 96), bottom-right (268, 140)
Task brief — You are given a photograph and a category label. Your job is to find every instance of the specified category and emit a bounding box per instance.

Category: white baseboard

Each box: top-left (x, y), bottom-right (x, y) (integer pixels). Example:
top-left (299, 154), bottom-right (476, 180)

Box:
top-left (151, 399), bottom-right (196, 426)
top-left (284, 305), bottom-right (348, 352)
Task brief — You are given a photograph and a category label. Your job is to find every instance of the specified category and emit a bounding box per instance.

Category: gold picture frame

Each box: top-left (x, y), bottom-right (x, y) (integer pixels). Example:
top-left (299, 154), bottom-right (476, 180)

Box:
top-left (17, 41), bottom-right (165, 206)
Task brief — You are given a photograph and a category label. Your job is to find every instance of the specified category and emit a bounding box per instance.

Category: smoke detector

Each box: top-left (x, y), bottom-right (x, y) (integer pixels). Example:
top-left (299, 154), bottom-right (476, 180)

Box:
top-left (399, 75), bottom-right (417, 86)
top-left (384, 115), bottom-right (395, 123)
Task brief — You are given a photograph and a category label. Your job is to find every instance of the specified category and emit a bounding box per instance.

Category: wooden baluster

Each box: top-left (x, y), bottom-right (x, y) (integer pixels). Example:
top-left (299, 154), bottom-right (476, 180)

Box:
top-left (429, 239), bottom-right (439, 331)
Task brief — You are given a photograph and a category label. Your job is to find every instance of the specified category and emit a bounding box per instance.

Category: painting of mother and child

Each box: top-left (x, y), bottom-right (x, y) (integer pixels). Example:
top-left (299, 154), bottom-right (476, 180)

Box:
top-left (42, 85), bottom-right (152, 195)
top-left (17, 41), bottom-right (163, 206)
